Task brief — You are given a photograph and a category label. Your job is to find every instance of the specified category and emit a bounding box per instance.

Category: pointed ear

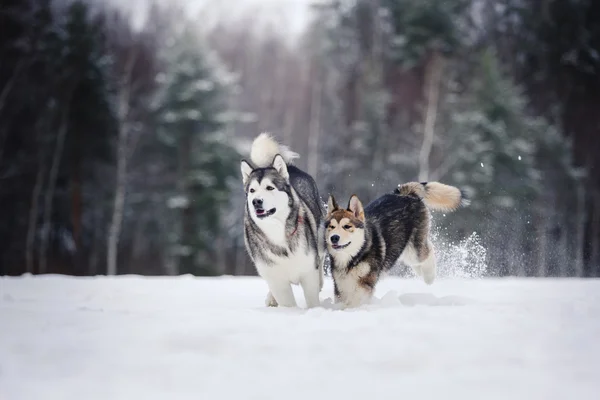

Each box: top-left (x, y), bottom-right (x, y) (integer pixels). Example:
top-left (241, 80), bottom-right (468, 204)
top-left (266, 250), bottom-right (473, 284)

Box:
top-left (240, 160), bottom-right (253, 185)
top-left (327, 194), bottom-right (339, 217)
top-left (347, 195), bottom-right (365, 221)
top-left (271, 154), bottom-right (289, 180)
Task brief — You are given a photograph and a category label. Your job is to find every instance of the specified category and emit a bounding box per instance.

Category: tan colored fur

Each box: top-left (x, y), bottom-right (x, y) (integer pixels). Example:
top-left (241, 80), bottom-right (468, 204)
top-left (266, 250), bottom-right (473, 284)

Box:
top-left (397, 181), bottom-right (466, 211)
top-left (326, 215), bottom-right (359, 246)
top-left (358, 271), bottom-right (378, 290)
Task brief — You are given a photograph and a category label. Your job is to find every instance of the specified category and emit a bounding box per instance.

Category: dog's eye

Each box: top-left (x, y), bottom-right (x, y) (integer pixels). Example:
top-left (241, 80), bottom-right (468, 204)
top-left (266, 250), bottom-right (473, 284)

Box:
top-left (343, 225), bottom-right (352, 230)
top-left (266, 186), bottom-right (274, 191)
top-left (249, 188), bottom-right (255, 193)
top-left (328, 225), bottom-right (335, 230)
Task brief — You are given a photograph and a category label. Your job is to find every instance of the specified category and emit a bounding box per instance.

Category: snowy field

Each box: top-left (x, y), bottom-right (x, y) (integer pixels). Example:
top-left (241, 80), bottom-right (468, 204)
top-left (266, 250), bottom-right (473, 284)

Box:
top-left (1, 274), bottom-right (600, 400)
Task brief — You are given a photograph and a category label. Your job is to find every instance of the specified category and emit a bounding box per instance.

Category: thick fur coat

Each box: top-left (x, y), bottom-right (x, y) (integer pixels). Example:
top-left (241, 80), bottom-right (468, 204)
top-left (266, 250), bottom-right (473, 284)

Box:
top-left (241, 134), bottom-right (326, 308)
top-left (325, 182), bottom-right (469, 308)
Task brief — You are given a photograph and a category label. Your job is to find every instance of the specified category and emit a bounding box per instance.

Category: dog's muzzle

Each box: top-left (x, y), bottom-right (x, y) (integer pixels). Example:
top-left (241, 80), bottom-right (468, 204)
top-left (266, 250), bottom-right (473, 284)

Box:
top-left (330, 235), bottom-right (350, 250)
top-left (252, 199), bottom-right (276, 218)
top-left (331, 242), bottom-right (351, 250)
top-left (255, 208), bottom-right (276, 218)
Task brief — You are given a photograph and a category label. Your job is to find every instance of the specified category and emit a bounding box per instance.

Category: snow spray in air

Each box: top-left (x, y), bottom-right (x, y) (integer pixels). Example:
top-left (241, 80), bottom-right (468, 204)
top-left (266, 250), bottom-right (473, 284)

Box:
top-left (429, 230), bottom-right (488, 279)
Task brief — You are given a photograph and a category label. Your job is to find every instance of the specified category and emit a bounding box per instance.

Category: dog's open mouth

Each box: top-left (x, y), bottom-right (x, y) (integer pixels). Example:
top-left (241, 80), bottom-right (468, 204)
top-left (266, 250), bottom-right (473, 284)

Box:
top-left (255, 208), bottom-right (276, 218)
top-left (331, 242), bottom-right (351, 250)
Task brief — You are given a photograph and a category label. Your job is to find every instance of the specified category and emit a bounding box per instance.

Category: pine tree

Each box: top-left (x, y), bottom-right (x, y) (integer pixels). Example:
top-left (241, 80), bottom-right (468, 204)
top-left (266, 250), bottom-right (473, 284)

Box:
top-left (382, 0), bottom-right (471, 66)
top-left (311, 0), bottom-right (474, 201)
top-left (153, 25), bottom-right (239, 276)
top-left (503, 0), bottom-right (600, 276)
top-left (438, 49), bottom-right (556, 275)
top-left (310, 0), bottom-right (397, 201)
top-left (61, 1), bottom-right (115, 275)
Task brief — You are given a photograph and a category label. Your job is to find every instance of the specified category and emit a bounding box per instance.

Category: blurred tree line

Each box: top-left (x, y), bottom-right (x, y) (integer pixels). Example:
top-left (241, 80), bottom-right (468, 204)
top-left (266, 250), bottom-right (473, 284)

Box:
top-left (0, 0), bottom-right (240, 276)
top-left (0, 0), bottom-right (598, 277)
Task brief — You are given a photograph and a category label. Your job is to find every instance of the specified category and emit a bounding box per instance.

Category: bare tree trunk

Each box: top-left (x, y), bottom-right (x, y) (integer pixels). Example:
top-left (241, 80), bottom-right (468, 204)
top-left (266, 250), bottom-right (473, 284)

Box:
top-left (89, 205), bottom-right (103, 275)
top-left (512, 221), bottom-right (526, 276)
top-left (235, 243), bottom-right (247, 276)
top-left (307, 80), bottom-right (322, 180)
top-left (282, 98), bottom-right (297, 146)
top-left (591, 191), bottom-right (600, 276)
top-left (418, 51), bottom-right (444, 182)
top-left (0, 128), bottom-right (6, 167)
top-left (131, 211), bottom-right (146, 262)
top-left (39, 107), bottom-right (70, 274)
top-left (0, 60), bottom-right (25, 114)
top-left (107, 49), bottom-right (137, 276)
top-left (272, 41), bottom-right (286, 134)
top-left (283, 58), bottom-right (306, 145)
top-left (214, 233), bottom-right (226, 275)
top-left (159, 203), bottom-right (177, 276)
top-left (558, 213), bottom-right (569, 276)
top-left (574, 181), bottom-right (586, 277)
top-left (71, 153), bottom-right (83, 275)
top-left (26, 115), bottom-right (50, 273)
top-left (252, 44), bottom-right (268, 133)
top-left (261, 49), bottom-right (278, 132)
top-left (536, 200), bottom-right (548, 277)
top-left (25, 161), bottom-right (45, 274)
top-left (369, 0), bottom-right (386, 193)
top-left (107, 129), bottom-right (127, 275)
top-left (177, 131), bottom-right (195, 275)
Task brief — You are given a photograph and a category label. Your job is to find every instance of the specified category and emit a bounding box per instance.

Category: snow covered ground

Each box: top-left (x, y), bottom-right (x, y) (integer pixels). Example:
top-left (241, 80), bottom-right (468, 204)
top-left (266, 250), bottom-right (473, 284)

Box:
top-left (1, 274), bottom-right (599, 400)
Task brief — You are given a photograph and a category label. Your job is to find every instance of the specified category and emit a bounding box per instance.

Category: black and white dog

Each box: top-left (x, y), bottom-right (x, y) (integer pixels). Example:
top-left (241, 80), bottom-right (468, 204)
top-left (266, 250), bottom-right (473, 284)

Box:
top-left (241, 134), bottom-right (326, 308)
top-left (325, 182), bottom-right (469, 308)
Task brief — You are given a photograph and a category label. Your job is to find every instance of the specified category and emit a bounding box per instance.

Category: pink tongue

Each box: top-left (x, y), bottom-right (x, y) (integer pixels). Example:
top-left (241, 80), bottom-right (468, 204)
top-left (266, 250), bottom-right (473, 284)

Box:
top-left (257, 210), bottom-right (265, 215)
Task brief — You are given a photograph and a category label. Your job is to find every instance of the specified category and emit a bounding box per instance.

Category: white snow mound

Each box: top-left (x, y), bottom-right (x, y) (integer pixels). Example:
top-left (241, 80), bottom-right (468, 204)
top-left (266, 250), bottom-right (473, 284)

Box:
top-left (1, 275), bottom-right (599, 400)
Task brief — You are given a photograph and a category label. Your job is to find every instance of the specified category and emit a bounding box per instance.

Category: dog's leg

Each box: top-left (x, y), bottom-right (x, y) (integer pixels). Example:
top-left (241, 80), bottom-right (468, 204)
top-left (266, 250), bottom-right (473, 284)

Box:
top-left (300, 270), bottom-right (321, 308)
top-left (314, 223), bottom-right (326, 292)
top-left (401, 239), bottom-right (436, 285)
top-left (267, 280), bottom-right (297, 307)
top-left (401, 244), bottom-right (424, 278)
top-left (318, 254), bottom-right (325, 291)
top-left (342, 284), bottom-right (372, 308)
top-left (419, 239), bottom-right (436, 285)
top-left (265, 291), bottom-right (278, 307)
top-left (344, 287), bottom-right (373, 308)
top-left (402, 208), bottom-right (437, 284)
top-left (347, 270), bottom-right (377, 308)
top-left (334, 263), bottom-right (375, 308)
top-left (333, 280), bottom-right (342, 303)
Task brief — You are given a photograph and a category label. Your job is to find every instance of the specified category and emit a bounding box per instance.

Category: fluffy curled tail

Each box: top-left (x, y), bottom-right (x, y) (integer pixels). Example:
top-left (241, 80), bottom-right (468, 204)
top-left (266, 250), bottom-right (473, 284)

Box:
top-left (395, 181), bottom-right (470, 212)
top-left (250, 132), bottom-right (299, 168)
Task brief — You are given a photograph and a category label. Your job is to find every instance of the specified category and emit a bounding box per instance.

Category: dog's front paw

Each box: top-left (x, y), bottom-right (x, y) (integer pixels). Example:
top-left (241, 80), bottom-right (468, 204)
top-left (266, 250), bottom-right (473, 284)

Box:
top-left (265, 292), bottom-right (278, 307)
top-left (423, 269), bottom-right (435, 285)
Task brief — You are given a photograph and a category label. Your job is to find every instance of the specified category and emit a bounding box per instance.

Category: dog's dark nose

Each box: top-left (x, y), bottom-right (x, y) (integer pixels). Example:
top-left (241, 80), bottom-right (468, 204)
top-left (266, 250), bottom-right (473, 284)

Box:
top-left (330, 235), bottom-right (340, 244)
top-left (252, 198), bottom-right (263, 208)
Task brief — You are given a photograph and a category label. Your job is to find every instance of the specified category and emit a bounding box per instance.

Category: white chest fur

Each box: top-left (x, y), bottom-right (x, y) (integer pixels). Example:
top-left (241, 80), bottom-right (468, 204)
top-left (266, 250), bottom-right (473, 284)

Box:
top-left (252, 216), bottom-right (288, 248)
top-left (251, 214), bottom-right (322, 308)
top-left (255, 240), bottom-right (316, 285)
top-left (332, 261), bottom-right (372, 307)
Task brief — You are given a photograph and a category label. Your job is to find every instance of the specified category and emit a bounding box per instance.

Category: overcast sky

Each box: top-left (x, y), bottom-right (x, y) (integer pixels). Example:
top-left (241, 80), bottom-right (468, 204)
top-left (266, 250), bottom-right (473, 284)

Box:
top-left (107, 0), bottom-right (314, 38)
